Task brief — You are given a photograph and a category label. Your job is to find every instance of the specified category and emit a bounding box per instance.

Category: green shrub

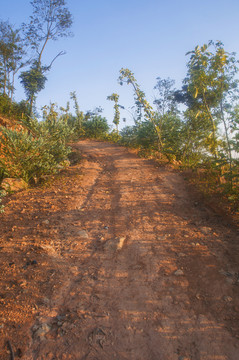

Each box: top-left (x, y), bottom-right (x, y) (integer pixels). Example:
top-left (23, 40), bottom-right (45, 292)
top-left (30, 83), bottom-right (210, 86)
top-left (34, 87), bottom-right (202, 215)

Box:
top-left (82, 115), bottom-right (109, 139)
top-left (119, 126), bottom-right (138, 147)
top-left (135, 121), bottom-right (158, 150)
top-left (0, 94), bottom-right (30, 120)
top-left (0, 125), bottom-right (71, 185)
top-left (103, 130), bottom-right (121, 143)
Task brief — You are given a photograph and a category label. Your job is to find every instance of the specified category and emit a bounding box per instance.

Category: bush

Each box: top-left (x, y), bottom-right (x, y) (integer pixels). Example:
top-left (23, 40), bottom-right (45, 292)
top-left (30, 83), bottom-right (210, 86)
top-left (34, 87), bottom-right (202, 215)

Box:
top-left (136, 121), bottom-right (158, 150)
top-left (0, 94), bottom-right (30, 120)
top-left (30, 117), bottom-right (72, 164)
top-left (103, 130), bottom-right (121, 143)
top-left (119, 126), bottom-right (138, 147)
top-left (0, 127), bottom-right (59, 184)
top-left (82, 115), bottom-right (109, 139)
top-left (0, 118), bottom-right (71, 185)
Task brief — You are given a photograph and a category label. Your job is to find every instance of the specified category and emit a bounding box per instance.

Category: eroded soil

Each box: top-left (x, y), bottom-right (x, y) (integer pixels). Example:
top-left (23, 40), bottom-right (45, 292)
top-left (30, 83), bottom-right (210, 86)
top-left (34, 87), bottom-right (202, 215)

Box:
top-left (0, 140), bottom-right (239, 360)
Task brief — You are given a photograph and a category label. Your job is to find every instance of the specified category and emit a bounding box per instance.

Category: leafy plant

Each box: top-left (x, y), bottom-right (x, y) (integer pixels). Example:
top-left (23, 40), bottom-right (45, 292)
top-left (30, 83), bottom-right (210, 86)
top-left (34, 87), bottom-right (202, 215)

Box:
top-left (0, 126), bottom-right (59, 184)
top-left (0, 190), bottom-right (5, 213)
top-left (107, 93), bottom-right (120, 134)
top-left (0, 103), bottom-right (72, 185)
top-left (82, 115), bottom-right (110, 139)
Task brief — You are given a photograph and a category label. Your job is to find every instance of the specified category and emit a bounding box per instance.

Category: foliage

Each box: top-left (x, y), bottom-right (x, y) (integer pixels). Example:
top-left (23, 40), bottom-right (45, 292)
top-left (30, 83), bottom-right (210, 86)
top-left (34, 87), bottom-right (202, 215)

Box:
top-left (21, 0), bottom-right (73, 113)
top-left (107, 93), bottom-right (120, 133)
top-left (175, 41), bottom-right (239, 204)
top-left (19, 62), bottom-right (47, 111)
top-left (119, 68), bottom-right (165, 153)
top-left (118, 69), bottom-right (155, 121)
top-left (114, 49), bottom-right (239, 209)
top-left (82, 115), bottom-right (110, 139)
top-left (104, 130), bottom-right (121, 143)
top-left (153, 77), bottom-right (184, 158)
top-left (182, 41), bottom-right (239, 159)
top-left (119, 126), bottom-right (138, 147)
top-left (69, 91), bottom-right (84, 138)
top-left (0, 126), bottom-right (58, 184)
top-left (0, 94), bottom-right (30, 120)
top-left (0, 103), bottom-right (72, 184)
top-left (0, 190), bottom-right (5, 213)
top-left (22, 0), bottom-right (73, 51)
top-left (0, 20), bottom-right (27, 100)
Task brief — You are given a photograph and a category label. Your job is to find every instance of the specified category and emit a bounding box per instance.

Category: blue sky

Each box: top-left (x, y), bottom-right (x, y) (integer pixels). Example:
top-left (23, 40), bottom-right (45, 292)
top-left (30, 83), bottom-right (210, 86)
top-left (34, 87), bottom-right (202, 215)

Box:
top-left (2, 0), bottom-right (239, 128)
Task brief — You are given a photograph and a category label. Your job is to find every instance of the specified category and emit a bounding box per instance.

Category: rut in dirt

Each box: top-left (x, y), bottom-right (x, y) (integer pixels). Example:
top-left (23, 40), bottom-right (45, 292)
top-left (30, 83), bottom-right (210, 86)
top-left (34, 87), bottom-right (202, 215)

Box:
top-left (18, 141), bottom-right (239, 359)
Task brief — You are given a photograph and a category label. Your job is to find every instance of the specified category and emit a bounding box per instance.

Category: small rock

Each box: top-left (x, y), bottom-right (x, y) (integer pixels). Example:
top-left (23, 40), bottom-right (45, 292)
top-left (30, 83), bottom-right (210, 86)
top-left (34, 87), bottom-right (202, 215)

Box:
top-left (42, 220), bottom-right (50, 225)
top-left (223, 296), bottom-right (233, 302)
top-left (201, 226), bottom-right (211, 235)
top-left (19, 280), bottom-right (27, 288)
top-left (117, 237), bottom-right (126, 250)
top-left (196, 293), bottom-right (203, 300)
top-left (178, 252), bottom-right (186, 257)
top-left (77, 230), bottom-right (89, 238)
top-left (157, 235), bottom-right (167, 241)
top-left (174, 269), bottom-right (184, 276)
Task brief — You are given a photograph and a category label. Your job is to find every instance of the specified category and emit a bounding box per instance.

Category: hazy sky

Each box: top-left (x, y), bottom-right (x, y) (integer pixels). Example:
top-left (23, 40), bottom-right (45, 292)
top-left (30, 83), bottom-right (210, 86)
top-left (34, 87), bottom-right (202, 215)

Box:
top-left (2, 0), bottom-right (239, 128)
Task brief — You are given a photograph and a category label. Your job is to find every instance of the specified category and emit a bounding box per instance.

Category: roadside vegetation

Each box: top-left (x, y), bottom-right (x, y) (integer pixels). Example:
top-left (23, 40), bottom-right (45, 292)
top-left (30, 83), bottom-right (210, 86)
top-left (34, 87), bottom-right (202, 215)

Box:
top-left (0, 0), bottom-right (238, 212)
top-left (115, 42), bottom-right (239, 211)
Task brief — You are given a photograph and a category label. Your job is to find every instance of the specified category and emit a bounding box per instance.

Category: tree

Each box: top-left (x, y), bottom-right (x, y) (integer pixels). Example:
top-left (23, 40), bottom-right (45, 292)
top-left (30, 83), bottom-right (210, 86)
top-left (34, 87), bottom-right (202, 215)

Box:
top-left (154, 77), bottom-right (177, 116)
top-left (107, 93), bottom-right (120, 134)
top-left (0, 21), bottom-right (27, 100)
top-left (70, 91), bottom-right (84, 129)
top-left (183, 41), bottom-right (239, 161)
top-left (21, 0), bottom-right (73, 113)
top-left (118, 68), bottom-right (162, 150)
top-left (153, 77), bottom-right (183, 157)
top-left (20, 61), bottom-right (47, 112)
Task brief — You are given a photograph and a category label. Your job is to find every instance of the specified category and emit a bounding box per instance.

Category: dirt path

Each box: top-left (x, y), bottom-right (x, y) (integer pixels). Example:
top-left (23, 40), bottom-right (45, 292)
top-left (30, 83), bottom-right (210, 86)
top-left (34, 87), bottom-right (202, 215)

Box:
top-left (0, 140), bottom-right (239, 360)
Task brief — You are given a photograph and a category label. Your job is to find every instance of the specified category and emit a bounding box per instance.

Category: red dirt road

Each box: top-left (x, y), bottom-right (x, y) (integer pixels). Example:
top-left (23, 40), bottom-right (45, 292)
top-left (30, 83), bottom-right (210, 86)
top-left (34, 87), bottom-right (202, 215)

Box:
top-left (0, 140), bottom-right (239, 360)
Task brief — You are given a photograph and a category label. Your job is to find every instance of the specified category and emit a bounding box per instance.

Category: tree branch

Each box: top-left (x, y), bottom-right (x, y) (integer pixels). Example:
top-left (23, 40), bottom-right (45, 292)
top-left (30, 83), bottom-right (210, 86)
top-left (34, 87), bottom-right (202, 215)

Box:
top-left (46, 50), bottom-right (66, 70)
